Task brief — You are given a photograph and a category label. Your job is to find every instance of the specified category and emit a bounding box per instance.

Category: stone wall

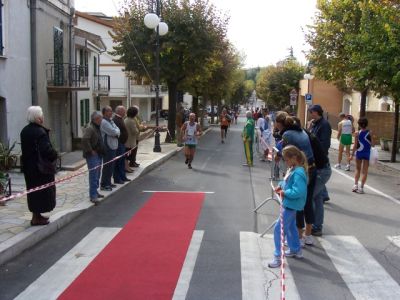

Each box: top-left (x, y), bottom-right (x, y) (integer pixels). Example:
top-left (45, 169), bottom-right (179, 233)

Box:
top-left (365, 111), bottom-right (399, 141)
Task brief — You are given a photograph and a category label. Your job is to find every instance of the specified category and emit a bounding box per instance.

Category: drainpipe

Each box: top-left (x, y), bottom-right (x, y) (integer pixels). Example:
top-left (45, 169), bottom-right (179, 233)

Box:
top-left (69, 5), bottom-right (75, 149)
top-left (30, 0), bottom-right (37, 105)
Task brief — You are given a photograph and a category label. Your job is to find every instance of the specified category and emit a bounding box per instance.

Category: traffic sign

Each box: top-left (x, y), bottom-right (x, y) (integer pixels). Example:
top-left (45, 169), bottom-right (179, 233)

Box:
top-left (305, 93), bottom-right (313, 105)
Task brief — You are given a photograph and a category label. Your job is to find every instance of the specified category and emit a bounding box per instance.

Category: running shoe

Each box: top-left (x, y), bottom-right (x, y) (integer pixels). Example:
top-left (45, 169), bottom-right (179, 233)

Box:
top-left (334, 163), bottom-right (341, 169)
top-left (304, 235), bottom-right (314, 246)
top-left (344, 164), bottom-right (351, 171)
top-left (352, 185), bottom-right (358, 193)
top-left (267, 256), bottom-right (282, 268)
top-left (357, 187), bottom-right (364, 194)
top-left (285, 248), bottom-right (303, 258)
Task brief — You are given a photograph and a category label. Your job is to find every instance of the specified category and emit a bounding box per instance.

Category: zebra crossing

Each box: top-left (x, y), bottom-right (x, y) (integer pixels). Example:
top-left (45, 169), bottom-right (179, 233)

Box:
top-left (13, 229), bottom-right (400, 300)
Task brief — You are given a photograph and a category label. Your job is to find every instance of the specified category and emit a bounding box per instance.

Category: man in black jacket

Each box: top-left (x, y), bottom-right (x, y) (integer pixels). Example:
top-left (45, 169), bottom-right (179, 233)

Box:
top-left (82, 111), bottom-right (105, 204)
top-left (113, 106), bottom-right (130, 184)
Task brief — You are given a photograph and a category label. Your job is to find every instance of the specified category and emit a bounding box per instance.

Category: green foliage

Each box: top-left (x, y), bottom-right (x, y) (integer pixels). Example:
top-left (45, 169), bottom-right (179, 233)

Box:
top-left (0, 141), bottom-right (17, 171)
top-left (111, 0), bottom-right (236, 140)
top-left (256, 60), bottom-right (305, 110)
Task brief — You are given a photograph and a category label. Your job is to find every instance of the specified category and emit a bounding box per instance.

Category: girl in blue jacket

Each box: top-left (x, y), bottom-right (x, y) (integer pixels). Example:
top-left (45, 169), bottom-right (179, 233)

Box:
top-left (268, 145), bottom-right (308, 268)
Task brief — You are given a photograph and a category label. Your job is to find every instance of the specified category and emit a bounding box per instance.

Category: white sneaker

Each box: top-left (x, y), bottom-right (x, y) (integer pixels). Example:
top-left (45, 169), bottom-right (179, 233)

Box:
top-left (285, 248), bottom-right (303, 258)
top-left (344, 164), bottom-right (350, 171)
top-left (268, 256), bottom-right (282, 268)
top-left (304, 235), bottom-right (314, 246)
top-left (358, 187), bottom-right (364, 194)
top-left (352, 185), bottom-right (358, 193)
top-left (300, 238), bottom-right (305, 248)
top-left (334, 163), bottom-right (341, 169)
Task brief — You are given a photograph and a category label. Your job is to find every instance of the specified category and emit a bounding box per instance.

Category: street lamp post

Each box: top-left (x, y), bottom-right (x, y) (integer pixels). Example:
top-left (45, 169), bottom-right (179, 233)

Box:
top-left (144, 1), bottom-right (168, 152)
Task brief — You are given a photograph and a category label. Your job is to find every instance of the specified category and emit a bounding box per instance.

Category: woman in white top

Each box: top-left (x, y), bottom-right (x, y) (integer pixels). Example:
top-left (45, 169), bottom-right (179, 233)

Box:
top-left (181, 113), bottom-right (202, 169)
top-left (336, 113), bottom-right (355, 171)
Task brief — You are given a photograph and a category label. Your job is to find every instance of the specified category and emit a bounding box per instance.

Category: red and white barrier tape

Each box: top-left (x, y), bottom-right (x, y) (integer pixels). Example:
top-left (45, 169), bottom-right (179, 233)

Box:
top-left (0, 126), bottom-right (179, 203)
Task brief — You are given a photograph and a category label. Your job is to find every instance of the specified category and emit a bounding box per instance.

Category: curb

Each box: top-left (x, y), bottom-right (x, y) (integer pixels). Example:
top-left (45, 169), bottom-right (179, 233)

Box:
top-left (0, 145), bottom-right (181, 266)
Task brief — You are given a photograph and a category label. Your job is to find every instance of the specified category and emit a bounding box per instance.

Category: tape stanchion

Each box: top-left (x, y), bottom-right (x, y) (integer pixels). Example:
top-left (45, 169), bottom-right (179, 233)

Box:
top-left (0, 127), bottom-right (162, 203)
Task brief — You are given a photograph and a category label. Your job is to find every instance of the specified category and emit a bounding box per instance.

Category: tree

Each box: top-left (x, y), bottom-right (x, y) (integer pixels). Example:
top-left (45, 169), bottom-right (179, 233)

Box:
top-left (354, 1), bottom-right (400, 162)
top-left (111, 0), bottom-right (228, 141)
top-left (306, 0), bottom-right (372, 117)
top-left (256, 60), bottom-right (304, 110)
top-left (307, 0), bottom-right (400, 162)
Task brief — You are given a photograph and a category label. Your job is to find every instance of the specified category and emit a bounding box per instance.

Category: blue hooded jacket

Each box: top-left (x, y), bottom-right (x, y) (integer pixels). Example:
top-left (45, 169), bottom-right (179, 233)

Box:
top-left (278, 166), bottom-right (307, 211)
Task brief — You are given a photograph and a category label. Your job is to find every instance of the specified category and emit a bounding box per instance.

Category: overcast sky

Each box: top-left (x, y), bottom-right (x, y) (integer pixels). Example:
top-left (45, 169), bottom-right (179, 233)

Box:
top-left (74, 0), bottom-right (318, 68)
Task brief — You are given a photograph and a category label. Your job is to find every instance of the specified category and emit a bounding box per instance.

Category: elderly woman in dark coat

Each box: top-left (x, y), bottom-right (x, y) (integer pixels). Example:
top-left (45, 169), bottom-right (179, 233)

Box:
top-left (20, 106), bottom-right (58, 226)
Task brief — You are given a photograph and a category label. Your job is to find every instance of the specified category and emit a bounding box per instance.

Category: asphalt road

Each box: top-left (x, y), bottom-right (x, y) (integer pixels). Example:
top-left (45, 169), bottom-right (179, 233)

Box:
top-left (1, 119), bottom-right (400, 300)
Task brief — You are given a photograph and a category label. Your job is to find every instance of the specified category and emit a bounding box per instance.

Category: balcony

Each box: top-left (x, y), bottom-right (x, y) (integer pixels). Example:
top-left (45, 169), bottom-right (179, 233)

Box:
top-left (130, 84), bottom-right (168, 98)
top-left (46, 63), bottom-right (90, 92)
top-left (93, 75), bottom-right (110, 95)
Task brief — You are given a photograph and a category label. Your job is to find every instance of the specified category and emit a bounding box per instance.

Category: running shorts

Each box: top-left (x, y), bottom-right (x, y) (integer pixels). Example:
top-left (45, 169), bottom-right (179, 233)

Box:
top-left (340, 134), bottom-right (352, 146)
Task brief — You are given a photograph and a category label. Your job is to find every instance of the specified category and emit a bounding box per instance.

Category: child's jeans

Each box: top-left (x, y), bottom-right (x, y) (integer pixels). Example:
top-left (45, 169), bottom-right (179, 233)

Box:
top-left (274, 207), bottom-right (301, 256)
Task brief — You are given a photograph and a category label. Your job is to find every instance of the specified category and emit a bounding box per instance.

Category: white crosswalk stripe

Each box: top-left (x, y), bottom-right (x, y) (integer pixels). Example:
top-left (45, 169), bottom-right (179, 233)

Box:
top-left (240, 232), bottom-right (301, 300)
top-left (14, 227), bottom-right (121, 300)
top-left (319, 236), bottom-right (400, 300)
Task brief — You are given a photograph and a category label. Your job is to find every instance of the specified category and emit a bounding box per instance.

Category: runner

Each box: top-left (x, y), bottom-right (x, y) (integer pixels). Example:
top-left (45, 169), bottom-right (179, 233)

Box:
top-left (219, 108), bottom-right (230, 143)
top-left (181, 113), bottom-right (202, 169)
top-left (242, 111), bottom-right (255, 167)
top-left (335, 113), bottom-right (354, 171)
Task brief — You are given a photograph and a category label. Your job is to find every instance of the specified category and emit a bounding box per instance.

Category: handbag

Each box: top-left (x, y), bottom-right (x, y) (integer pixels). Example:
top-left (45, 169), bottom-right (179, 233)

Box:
top-left (369, 147), bottom-right (379, 166)
top-left (36, 144), bottom-right (57, 175)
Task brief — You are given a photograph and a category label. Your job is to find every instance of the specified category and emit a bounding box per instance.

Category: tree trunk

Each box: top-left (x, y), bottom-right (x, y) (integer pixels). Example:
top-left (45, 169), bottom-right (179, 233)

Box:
top-left (391, 101), bottom-right (399, 163)
top-left (192, 95), bottom-right (199, 122)
top-left (166, 81), bottom-right (177, 142)
top-left (359, 89), bottom-right (368, 118)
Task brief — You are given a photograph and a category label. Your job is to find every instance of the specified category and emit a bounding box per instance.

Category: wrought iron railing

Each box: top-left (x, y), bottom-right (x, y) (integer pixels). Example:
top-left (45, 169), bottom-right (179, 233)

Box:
top-left (131, 84), bottom-right (168, 95)
top-left (93, 75), bottom-right (110, 93)
top-left (46, 63), bottom-right (89, 88)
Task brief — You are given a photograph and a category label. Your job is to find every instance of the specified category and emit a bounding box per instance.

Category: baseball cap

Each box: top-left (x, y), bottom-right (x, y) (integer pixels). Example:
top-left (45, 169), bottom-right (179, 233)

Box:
top-left (308, 104), bottom-right (323, 113)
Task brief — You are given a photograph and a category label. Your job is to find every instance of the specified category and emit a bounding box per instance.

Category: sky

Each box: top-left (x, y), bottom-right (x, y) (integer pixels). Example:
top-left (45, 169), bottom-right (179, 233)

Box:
top-left (74, 0), bottom-right (318, 68)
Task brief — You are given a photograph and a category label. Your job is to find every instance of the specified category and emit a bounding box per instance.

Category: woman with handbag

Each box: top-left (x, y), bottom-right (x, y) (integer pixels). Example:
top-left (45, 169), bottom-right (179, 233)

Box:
top-left (20, 106), bottom-right (58, 226)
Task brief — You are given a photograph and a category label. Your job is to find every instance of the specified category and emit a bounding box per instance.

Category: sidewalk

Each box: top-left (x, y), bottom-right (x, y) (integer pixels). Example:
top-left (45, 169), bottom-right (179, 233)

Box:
top-left (330, 130), bottom-right (400, 172)
top-left (0, 132), bottom-right (182, 265)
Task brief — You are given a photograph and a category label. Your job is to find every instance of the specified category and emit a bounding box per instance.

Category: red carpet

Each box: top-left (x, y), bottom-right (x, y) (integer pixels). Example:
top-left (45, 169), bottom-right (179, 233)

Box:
top-left (58, 192), bottom-right (205, 300)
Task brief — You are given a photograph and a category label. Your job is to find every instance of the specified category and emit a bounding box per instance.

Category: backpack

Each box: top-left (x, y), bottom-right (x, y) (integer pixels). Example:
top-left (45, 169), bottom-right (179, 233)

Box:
top-left (303, 129), bottom-right (328, 169)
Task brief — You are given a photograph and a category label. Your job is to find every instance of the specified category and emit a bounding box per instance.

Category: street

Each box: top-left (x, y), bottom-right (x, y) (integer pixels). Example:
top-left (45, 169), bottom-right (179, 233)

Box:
top-left (1, 118), bottom-right (400, 300)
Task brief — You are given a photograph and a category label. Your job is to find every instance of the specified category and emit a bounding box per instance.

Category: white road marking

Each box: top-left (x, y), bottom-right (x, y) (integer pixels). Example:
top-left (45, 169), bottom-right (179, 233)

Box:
top-left (142, 190), bottom-right (215, 194)
top-left (240, 232), bottom-right (300, 300)
top-left (173, 230), bottom-right (204, 300)
top-left (319, 235), bottom-right (400, 299)
top-left (388, 236), bottom-right (400, 249)
top-left (14, 227), bottom-right (121, 300)
top-left (331, 168), bottom-right (399, 205)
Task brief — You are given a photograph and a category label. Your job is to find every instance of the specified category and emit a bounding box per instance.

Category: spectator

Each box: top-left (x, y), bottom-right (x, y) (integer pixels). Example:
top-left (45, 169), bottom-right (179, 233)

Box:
top-left (20, 106), bottom-right (58, 226)
top-left (351, 117), bottom-right (374, 194)
top-left (268, 145), bottom-right (308, 268)
top-left (112, 106), bottom-right (130, 184)
top-left (335, 112), bottom-right (354, 171)
top-left (275, 111), bottom-right (316, 246)
top-left (100, 106), bottom-right (120, 191)
top-left (82, 111), bottom-right (105, 205)
top-left (125, 106), bottom-right (140, 172)
top-left (242, 111), bottom-right (255, 167)
top-left (308, 104), bottom-right (332, 202)
top-left (130, 106), bottom-right (147, 168)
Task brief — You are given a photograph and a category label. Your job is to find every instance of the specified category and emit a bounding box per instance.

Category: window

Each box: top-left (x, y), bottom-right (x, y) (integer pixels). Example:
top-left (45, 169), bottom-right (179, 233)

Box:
top-left (79, 49), bottom-right (88, 77)
top-left (80, 99), bottom-right (89, 127)
top-left (53, 27), bottom-right (64, 85)
top-left (0, 0), bottom-right (4, 56)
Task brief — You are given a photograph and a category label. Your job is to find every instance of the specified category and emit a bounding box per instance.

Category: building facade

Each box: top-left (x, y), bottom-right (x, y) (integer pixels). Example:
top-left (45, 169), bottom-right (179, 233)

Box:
top-left (0, 0), bottom-right (32, 147)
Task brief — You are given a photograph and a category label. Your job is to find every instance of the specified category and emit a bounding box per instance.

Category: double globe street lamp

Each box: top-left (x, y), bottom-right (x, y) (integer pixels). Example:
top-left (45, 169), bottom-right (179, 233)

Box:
top-left (144, 2), bottom-right (168, 152)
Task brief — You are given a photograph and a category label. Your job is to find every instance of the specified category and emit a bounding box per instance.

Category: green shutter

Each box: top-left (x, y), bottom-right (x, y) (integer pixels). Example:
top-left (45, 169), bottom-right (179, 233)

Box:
top-left (80, 100), bottom-right (84, 127)
top-left (85, 99), bottom-right (90, 125)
